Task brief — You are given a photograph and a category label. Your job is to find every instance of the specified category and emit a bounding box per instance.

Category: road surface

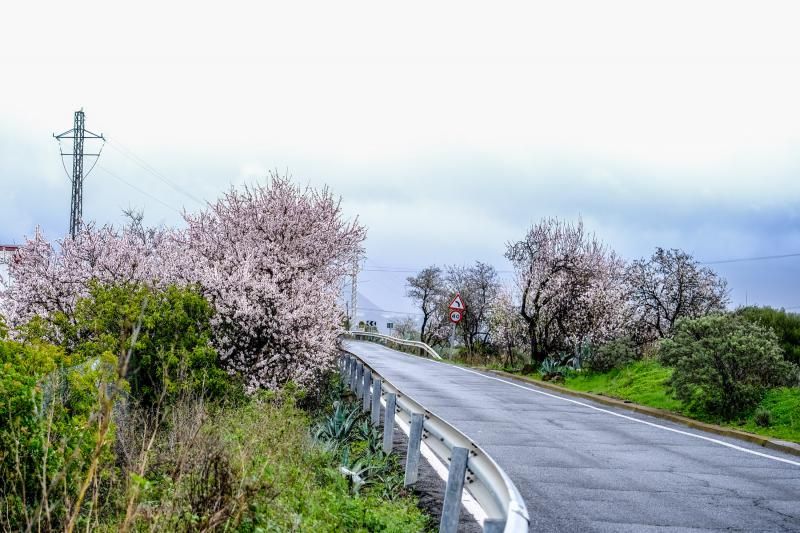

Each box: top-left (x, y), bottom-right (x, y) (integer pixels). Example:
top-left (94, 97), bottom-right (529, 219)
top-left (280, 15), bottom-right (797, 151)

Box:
top-left (343, 340), bottom-right (800, 532)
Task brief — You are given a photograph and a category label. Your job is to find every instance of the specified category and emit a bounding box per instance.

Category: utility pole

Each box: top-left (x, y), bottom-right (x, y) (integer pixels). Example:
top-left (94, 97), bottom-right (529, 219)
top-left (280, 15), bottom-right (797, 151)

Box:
top-left (54, 109), bottom-right (105, 239)
top-left (350, 256), bottom-right (359, 331)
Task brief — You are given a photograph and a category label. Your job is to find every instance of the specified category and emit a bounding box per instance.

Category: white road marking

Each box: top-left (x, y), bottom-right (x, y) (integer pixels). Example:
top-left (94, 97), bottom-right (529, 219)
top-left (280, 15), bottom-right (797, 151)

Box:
top-left (353, 343), bottom-right (800, 468)
top-left (383, 397), bottom-right (488, 526)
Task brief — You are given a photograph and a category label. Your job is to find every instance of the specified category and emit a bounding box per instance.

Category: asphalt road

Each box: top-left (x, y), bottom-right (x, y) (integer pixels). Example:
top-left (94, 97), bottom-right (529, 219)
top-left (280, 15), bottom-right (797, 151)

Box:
top-left (343, 340), bottom-right (800, 532)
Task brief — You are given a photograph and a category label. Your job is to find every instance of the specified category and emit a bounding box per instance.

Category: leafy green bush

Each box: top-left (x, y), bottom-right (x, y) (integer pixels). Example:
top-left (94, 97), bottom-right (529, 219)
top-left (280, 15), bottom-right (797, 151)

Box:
top-left (2, 283), bottom-right (427, 532)
top-left (50, 282), bottom-right (241, 407)
top-left (736, 306), bottom-right (800, 365)
top-left (585, 337), bottom-right (638, 372)
top-left (660, 314), bottom-right (795, 419)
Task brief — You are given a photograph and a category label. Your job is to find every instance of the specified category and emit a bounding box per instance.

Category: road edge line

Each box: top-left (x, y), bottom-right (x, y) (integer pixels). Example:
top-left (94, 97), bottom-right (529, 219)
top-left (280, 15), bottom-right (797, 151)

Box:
top-left (486, 369), bottom-right (800, 459)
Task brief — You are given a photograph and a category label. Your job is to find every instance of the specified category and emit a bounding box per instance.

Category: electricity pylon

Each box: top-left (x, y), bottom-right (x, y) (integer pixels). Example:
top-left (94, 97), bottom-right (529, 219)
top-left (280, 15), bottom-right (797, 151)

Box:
top-left (54, 109), bottom-right (105, 238)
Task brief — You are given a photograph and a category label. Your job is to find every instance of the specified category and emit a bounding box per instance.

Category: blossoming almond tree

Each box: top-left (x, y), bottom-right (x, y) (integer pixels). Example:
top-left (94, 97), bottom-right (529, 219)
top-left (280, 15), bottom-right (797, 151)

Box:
top-left (505, 217), bottom-right (628, 363)
top-left (1, 175), bottom-right (365, 392)
top-left (625, 247), bottom-right (728, 343)
top-left (182, 176), bottom-right (365, 391)
top-left (1, 218), bottom-right (173, 328)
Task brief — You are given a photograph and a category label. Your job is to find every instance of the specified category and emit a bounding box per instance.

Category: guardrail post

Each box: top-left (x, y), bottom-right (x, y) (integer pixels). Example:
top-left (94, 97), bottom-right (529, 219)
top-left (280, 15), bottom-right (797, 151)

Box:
top-left (482, 519), bottom-right (506, 533)
top-left (362, 371), bottom-right (372, 412)
top-left (348, 356), bottom-right (355, 390)
top-left (355, 363), bottom-right (363, 396)
top-left (370, 379), bottom-right (382, 426)
top-left (439, 446), bottom-right (469, 533)
top-left (404, 413), bottom-right (424, 486)
top-left (383, 393), bottom-right (396, 454)
top-left (347, 357), bottom-right (353, 391)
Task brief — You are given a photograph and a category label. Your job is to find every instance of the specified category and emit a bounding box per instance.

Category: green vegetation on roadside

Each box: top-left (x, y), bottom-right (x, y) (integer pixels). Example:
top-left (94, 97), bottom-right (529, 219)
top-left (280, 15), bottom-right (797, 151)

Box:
top-left (558, 360), bottom-right (683, 413)
top-left (0, 283), bottom-right (430, 532)
top-left (735, 388), bottom-right (800, 443)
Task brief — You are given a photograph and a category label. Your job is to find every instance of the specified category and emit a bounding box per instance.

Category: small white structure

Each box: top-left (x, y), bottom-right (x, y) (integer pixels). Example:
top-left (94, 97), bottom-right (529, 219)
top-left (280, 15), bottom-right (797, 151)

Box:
top-left (0, 245), bottom-right (19, 283)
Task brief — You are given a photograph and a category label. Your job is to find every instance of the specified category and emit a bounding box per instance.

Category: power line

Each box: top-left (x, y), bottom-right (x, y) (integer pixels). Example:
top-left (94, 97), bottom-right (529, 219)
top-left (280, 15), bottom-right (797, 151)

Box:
top-left (364, 250), bottom-right (800, 275)
top-left (106, 139), bottom-right (206, 207)
top-left (363, 267), bottom-right (515, 274)
top-left (358, 306), bottom-right (424, 316)
top-left (97, 165), bottom-right (183, 214)
top-left (700, 252), bottom-right (800, 265)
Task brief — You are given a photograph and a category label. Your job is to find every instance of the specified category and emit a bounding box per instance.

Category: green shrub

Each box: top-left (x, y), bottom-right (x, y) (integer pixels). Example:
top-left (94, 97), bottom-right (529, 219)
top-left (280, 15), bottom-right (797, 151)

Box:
top-left (585, 337), bottom-right (638, 372)
top-left (48, 282), bottom-right (241, 407)
top-left (660, 314), bottom-right (795, 419)
top-left (754, 408), bottom-right (772, 427)
top-left (0, 338), bottom-right (119, 531)
top-left (736, 306), bottom-right (800, 365)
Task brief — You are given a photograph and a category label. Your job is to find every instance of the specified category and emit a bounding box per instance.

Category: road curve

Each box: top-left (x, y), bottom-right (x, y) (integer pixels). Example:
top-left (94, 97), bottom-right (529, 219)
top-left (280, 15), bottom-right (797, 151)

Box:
top-left (343, 340), bottom-right (800, 532)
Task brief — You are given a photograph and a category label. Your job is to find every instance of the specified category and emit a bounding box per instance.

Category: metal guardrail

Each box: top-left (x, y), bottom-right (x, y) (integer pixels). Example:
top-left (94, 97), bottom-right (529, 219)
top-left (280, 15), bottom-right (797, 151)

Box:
top-left (338, 346), bottom-right (530, 533)
top-left (347, 330), bottom-right (443, 360)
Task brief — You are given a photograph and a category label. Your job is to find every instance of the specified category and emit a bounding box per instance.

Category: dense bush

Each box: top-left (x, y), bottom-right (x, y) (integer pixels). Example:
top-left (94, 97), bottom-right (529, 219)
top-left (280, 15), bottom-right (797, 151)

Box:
top-left (0, 283), bottom-right (238, 531)
top-left (46, 282), bottom-right (240, 407)
top-left (0, 336), bottom-right (119, 531)
top-left (585, 337), bottom-right (639, 372)
top-left (736, 306), bottom-right (800, 366)
top-left (660, 314), bottom-right (796, 419)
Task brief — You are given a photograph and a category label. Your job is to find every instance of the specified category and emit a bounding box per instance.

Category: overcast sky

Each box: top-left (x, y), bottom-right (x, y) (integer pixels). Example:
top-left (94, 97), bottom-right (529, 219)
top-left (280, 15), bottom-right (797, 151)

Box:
top-left (2, 1), bottom-right (800, 315)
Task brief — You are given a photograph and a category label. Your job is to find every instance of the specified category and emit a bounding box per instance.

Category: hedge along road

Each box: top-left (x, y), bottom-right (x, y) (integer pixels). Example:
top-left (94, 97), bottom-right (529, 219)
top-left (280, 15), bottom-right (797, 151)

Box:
top-left (342, 340), bottom-right (800, 532)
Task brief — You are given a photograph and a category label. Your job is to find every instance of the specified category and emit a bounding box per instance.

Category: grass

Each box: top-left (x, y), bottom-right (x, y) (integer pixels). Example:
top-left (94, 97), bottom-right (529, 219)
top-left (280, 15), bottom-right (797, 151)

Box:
top-left (560, 360), bottom-right (684, 413)
top-left (220, 398), bottom-right (430, 532)
top-left (736, 388), bottom-right (800, 443)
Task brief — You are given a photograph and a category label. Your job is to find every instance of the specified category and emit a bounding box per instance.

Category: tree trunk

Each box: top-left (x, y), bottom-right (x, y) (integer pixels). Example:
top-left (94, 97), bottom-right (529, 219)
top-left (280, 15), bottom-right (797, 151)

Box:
top-left (529, 324), bottom-right (546, 364)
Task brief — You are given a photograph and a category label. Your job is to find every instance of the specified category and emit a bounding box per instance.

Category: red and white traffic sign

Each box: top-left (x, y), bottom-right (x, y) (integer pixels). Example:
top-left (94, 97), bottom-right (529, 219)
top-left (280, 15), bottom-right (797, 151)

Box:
top-left (449, 310), bottom-right (463, 323)
top-left (448, 294), bottom-right (465, 311)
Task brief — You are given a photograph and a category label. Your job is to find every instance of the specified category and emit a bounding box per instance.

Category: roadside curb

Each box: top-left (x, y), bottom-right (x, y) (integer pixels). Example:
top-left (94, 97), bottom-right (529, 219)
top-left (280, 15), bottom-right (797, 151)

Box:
top-left (486, 369), bottom-right (800, 459)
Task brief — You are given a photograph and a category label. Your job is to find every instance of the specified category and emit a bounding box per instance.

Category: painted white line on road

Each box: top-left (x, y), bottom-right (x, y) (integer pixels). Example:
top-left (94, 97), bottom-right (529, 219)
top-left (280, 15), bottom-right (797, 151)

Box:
top-left (446, 364), bottom-right (800, 468)
top-left (384, 397), bottom-right (488, 526)
top-left (349, 344), bottom-right (800, 468)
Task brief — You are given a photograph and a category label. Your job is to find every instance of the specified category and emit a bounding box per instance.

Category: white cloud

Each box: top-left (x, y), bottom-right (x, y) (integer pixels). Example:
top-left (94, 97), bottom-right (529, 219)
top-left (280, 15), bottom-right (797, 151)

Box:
top-left (2, 0), bottom-right (800, 309)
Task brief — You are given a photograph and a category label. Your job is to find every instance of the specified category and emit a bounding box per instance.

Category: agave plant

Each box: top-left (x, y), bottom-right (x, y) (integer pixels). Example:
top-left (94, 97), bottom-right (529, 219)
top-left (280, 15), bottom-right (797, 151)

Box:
top-left (315, 400), bottom-right (361, 445)
top-left (539, 357), bottom-right (568, 381)
top-left (355, 419), bottom-right (384, 454)
top-left (373, 470), bottom-right (405, 500)
top-left (338, 446), bottom-right (392, 494)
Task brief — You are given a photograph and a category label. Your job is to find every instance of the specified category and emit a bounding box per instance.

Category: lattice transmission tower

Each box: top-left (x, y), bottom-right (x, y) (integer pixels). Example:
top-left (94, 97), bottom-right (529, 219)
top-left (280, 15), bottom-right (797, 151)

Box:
top-left (54, 109), bottom-right (105, 238)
